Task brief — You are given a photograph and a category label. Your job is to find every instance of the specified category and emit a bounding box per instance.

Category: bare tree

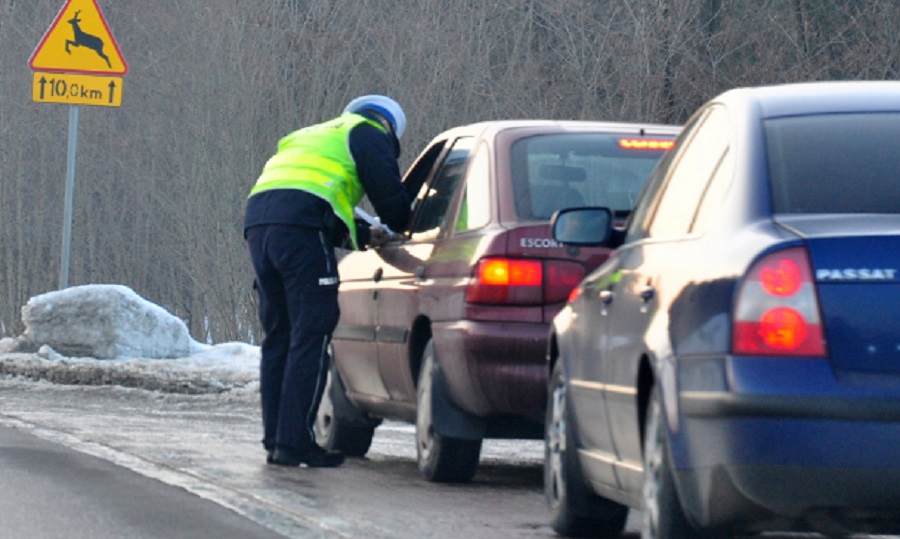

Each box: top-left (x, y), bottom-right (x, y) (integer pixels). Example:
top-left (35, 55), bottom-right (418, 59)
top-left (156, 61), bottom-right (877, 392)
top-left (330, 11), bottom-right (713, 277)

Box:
top-left (1, 0), bottom-right (897, 342)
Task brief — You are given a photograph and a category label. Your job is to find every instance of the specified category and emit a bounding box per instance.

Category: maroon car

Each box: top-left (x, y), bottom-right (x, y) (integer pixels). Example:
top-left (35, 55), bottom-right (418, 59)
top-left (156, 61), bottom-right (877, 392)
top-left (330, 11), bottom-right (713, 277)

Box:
top-left (316, 120), bottom-right (680, 482)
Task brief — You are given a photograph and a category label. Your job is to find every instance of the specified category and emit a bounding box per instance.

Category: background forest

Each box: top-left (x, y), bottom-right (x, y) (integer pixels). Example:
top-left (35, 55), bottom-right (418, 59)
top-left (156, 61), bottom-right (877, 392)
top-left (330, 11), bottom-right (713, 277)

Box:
top-left (1, 0), bottom-right (898, 343)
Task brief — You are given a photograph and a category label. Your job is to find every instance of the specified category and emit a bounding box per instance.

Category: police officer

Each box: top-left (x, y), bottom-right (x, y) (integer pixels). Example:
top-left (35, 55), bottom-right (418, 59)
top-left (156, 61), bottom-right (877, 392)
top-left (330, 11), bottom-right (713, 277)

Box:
top-left (244, 95), bottom-right (411, 467)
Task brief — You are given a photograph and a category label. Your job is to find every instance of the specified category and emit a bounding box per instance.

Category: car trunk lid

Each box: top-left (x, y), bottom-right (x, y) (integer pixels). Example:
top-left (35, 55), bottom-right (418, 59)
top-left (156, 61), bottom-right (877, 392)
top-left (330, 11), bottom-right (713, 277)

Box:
top-left (779, 215), bottom-right (900, 373)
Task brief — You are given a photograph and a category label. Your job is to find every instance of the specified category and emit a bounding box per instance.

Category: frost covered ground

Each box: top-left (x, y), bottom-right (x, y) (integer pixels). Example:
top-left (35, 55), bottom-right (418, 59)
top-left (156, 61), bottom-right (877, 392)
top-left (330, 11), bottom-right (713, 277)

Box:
top-left (0, 285), bottom-right (554, 538)
top-left (0, 283), bottom-right (544, 468)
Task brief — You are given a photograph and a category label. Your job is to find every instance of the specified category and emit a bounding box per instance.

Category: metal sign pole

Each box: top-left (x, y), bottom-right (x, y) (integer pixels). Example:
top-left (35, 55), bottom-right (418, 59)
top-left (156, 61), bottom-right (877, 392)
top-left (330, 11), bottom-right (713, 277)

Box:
top-left (59, 104), bottom-right (78, 290)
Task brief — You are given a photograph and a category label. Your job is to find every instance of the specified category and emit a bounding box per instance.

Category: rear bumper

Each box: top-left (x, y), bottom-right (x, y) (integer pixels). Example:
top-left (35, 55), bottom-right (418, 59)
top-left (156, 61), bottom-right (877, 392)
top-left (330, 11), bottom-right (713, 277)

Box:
top-left (431, 319), bottom-right (548, 423)
top-left (672, 356), bottom-right (900, 532)
top-left (676, 463), bottom-right (900, 534)
top-left (682, 391), bottom-right (900, 421)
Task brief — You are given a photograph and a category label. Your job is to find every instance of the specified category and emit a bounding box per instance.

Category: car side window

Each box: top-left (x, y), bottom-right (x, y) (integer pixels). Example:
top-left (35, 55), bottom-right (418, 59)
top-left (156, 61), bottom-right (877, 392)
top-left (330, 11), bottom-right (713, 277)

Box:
top-left (690, 148), bottom-right (734, 234)
top-left (625, 112), bottom-right (705, 243)
top-left (454, 142), bottom-right (491, 233)
top-left (623, 143), bottom-right (677, 243)
top-left (401, 142), bottom-right (447, 219)
top-left (648, 106), bottom-right (731, 239)
top-left (408, 137), bottom-right (474, 240)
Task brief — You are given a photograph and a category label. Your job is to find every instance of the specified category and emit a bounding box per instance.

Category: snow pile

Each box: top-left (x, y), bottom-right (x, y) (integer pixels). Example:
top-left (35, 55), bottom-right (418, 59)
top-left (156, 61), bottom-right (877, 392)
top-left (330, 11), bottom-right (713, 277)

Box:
top-left (20, 284), bottom-right (197, 360)
top-left (0, 284), bottom-right (261, 394)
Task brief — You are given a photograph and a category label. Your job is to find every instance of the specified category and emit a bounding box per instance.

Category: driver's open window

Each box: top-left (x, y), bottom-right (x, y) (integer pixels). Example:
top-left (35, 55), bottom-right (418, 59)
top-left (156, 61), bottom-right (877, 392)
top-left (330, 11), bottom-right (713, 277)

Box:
top-left (408, 137), bottom-right (474, 240)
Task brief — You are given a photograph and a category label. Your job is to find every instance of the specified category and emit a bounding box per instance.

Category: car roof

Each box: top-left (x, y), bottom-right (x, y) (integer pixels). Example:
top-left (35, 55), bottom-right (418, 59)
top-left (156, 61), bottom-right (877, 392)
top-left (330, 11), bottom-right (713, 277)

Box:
top-left (428, 119), bottom-right (682, 142)
top-left (715, 80), bottom-right (900, 118)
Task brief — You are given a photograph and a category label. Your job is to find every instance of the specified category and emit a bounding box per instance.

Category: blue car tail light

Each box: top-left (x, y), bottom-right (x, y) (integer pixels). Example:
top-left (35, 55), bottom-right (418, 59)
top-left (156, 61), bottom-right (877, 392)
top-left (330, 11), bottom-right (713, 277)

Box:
top-left (732, 247), bottom-right (828, 356)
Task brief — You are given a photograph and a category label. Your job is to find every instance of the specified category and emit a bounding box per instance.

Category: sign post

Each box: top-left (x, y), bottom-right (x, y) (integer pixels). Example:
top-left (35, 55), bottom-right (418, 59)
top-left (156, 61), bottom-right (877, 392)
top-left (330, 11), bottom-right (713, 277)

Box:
top-left (28, 0), bottom-right (127, 289)
top-left (61, 105), bottom-right (79, 290)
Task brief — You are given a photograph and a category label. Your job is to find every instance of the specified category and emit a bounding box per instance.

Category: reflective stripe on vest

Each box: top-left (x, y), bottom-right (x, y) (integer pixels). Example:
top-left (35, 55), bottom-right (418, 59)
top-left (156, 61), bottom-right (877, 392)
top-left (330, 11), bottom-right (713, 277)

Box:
top-left (248, 113), bottom-right (386, 249)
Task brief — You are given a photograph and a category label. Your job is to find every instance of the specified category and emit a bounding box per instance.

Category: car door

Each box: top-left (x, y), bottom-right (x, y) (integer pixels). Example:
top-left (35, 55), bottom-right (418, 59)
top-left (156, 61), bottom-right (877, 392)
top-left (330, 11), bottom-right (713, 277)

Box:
top-left (332, 138), bottom-right (454, 403)
top-left (566, 133), bottom-right (685, 491)
top-left (566, 252), bottom-right (624, 487)
top-left (333, 238), bottom-right (390, 401)
top-left (601, 106), bottom-right (732, 494)
top-left (374, 137), bottom-right (475, 404)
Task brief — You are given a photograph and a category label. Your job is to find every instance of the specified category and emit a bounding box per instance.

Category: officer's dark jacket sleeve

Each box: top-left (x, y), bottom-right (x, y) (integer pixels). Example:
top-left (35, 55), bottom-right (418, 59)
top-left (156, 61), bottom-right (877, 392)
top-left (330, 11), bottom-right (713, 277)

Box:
top-left (349, 117), bottom-right (411, 233)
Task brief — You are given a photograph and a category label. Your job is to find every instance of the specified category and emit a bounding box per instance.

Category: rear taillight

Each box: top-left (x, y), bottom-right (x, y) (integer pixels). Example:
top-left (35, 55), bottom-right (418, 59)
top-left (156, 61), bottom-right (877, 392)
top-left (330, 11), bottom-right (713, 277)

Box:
top-left (545, 260), bottom-right (586, 303)
top-left (732, 247), bottom-right (827, 356)
top-left (466, 258), bottom-right (584, 305)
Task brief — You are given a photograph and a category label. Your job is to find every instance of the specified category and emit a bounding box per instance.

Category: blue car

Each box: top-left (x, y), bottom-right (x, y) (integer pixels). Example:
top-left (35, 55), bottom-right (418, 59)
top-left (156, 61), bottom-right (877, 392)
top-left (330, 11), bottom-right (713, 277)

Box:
top-left (545, 81), bottom-right (900, 538)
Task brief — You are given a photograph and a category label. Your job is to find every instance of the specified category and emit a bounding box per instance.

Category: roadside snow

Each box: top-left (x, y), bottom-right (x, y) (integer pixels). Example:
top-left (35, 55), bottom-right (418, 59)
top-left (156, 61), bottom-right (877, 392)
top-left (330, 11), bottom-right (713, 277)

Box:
top-left (0, 285), bottom-right (260, 394)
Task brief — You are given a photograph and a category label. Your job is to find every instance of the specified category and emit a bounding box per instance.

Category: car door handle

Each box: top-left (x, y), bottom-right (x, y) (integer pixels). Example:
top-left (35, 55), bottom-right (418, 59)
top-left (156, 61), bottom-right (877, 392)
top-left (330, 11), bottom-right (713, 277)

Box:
top-left (640, 286), bottom-right (655, 302)
top-left (373, 268), bottom-right (383, 283)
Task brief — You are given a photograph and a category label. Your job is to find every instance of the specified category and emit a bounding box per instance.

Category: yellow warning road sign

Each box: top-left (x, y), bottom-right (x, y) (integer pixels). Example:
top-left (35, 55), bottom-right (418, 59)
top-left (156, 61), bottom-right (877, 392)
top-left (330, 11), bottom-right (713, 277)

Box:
top-left (32, 72), bottom-right (122, 107)
top-left (29, 0), bottom-right (127, 76)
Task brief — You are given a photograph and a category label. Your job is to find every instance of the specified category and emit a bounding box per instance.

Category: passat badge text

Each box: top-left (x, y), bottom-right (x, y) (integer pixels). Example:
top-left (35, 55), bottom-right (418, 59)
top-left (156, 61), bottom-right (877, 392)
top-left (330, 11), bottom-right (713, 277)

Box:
top-left (816, 268), bottom-right (897, 281)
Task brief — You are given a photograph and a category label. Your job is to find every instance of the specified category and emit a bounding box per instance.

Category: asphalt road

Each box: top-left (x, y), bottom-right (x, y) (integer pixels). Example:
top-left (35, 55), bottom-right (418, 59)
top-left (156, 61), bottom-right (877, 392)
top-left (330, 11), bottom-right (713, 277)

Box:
top-left (0, 378), bottom-right (588, 538)
top-left (0, 424), bottom-right (286, 539)
top-left (6, 378), bottom-right (896, 539)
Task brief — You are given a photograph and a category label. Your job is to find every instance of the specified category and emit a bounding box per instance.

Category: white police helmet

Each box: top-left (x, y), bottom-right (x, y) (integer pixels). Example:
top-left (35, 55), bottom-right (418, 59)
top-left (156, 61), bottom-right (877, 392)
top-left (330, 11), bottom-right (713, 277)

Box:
top-left (343, 95), bottom-right (406, 139)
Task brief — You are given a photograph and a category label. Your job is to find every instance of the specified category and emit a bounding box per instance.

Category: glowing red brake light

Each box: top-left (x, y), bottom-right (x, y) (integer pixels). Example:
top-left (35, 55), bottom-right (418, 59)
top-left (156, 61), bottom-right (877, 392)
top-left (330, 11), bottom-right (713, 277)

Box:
top-left (618, 139), bottom-right (675, 151)
top-left (466, 258), bottom-right (584, 306)
top-left (478, 259), bottom-right (512, 285)
top-left (732, 247), bottom-right (827, 356)
top-left (759, 257), bottom-right (804, 297)
top-left (758, 307), bottom-right (808, 350)
top-left (478, 259), bottom-right (542, 286)
top-left (468, 259), bottom-right (542, 304)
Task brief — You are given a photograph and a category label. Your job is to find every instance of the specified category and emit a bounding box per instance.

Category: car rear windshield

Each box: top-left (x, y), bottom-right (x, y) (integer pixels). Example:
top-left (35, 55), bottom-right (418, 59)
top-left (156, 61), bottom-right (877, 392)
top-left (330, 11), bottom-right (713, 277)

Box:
top-left (765, 113), bottom-right (900, 214)
top-left (511, 133), bottom-right (673, 221)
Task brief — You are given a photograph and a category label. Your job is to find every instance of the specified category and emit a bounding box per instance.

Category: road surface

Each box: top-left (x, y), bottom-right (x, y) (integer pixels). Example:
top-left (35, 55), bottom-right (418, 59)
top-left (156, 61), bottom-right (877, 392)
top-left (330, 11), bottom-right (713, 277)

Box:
top-left (0, 423), bottom-right (286, 538)
top-left (4, 377), bottom-right (896, 539)
top-left (0, 378), bottom-right (612, 538)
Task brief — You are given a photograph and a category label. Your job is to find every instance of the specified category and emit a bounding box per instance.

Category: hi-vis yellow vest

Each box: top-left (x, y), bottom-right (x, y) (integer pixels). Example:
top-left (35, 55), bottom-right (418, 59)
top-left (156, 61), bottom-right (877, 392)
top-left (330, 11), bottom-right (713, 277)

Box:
top-left (248, 113), bottom-right (387, 249)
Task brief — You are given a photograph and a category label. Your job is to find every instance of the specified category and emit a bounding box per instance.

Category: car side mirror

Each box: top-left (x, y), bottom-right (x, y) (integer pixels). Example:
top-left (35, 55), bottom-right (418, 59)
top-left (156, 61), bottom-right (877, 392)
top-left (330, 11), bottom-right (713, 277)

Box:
top-left (551, 207), bottom-right (613, 246)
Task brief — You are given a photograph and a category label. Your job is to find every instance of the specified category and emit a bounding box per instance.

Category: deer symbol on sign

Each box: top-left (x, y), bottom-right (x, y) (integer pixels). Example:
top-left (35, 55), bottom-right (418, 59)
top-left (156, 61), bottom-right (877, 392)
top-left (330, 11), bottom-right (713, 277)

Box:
top-left (65, 10), bottom-right (111, 67)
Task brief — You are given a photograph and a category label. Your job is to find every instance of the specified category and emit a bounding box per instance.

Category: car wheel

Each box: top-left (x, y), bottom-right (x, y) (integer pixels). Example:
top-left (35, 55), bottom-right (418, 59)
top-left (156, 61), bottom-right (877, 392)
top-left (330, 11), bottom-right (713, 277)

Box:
top-left (416, 339), bottom-right (482, 483)
top-left (642, 387), bottom-right (704, 539)
top-left (315, 361), bottom-right (378, 457)
top-left (545, 361), bottom-right (628, 537)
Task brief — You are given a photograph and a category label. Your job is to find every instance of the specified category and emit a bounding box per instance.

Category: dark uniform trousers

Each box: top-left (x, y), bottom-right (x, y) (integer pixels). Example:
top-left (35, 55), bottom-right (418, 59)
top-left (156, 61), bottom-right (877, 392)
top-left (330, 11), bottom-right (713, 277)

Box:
top-left (246, 224), bottom-right (340, 454)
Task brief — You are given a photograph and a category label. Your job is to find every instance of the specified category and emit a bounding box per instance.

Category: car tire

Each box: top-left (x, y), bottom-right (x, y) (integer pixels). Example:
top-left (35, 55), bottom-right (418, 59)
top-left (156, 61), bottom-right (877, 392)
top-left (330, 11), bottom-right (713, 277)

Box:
top-left (315, 360), bottom-right (378, 457)
top-left (545, 360), bottom-right (628, 538)
top-left (416, 339), bottom-right (482, 483)
top-left (642, 387), bottom-right (705, 539)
